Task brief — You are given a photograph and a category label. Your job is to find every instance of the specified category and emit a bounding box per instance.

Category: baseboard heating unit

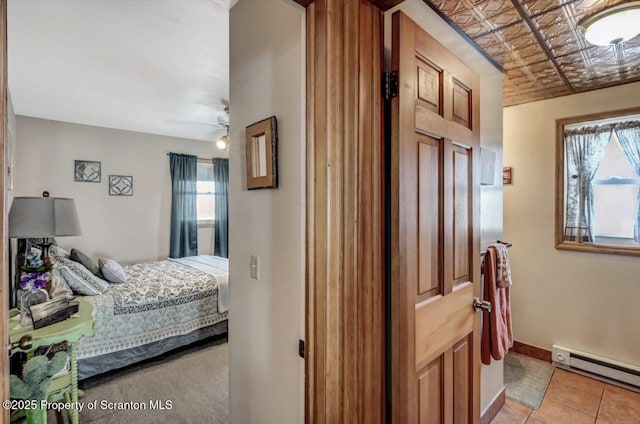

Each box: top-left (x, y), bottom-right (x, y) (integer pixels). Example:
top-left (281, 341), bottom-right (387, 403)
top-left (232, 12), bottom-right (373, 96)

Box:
top-left (552, 345), bottom-right (640, 390)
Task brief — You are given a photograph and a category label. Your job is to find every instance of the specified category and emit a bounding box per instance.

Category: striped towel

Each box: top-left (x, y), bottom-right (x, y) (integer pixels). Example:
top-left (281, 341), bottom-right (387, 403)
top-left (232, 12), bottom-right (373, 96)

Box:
top-left (490, 243), bottom-right (512, 288)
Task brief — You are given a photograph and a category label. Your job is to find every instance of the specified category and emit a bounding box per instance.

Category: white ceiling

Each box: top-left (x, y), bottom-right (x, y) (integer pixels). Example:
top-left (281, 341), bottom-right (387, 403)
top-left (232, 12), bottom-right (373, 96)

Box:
top-left (8, 0), bottom-right (230, 142)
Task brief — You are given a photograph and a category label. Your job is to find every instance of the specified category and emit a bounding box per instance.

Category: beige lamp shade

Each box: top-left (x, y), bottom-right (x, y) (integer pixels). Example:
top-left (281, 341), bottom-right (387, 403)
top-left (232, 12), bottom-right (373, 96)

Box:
top-left (9, 197), bottom-right (81, 238)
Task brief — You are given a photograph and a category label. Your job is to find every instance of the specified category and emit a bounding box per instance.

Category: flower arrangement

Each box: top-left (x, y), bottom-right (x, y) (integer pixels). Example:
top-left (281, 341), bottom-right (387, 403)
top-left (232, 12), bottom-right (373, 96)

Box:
top-left (20, 250), bottom-right (53, 292)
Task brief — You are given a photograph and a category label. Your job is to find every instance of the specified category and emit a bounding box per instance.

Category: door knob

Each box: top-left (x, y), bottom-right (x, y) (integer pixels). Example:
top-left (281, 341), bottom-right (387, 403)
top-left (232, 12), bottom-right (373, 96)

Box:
top-left (473, 297), bottom-right (492, 313)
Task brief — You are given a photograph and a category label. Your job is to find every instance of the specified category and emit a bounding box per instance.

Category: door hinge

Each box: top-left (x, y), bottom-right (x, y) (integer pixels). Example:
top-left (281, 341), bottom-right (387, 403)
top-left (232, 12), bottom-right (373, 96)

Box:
top-left (383, 70), bottom-right (398, 100)
top-left (299, 339), bottom-right (305, 359)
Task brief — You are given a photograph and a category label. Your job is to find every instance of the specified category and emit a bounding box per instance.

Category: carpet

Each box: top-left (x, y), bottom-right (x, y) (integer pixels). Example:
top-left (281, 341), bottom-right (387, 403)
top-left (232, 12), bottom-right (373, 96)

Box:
top-left (504, 352), bottom-right (555, 410)
top-left (40, 337), bottom-right (228, 424)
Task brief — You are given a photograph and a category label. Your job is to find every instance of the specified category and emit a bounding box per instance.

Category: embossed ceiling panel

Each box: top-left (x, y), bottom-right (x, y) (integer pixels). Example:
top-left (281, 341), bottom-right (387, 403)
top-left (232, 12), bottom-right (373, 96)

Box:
top-left (424, 0), bottom-right (640, 106)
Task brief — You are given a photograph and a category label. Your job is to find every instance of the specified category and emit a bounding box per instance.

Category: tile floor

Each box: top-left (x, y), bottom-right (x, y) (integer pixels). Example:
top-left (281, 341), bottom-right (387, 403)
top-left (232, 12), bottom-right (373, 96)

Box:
top-left (490, 364), bottom-right (640, 424)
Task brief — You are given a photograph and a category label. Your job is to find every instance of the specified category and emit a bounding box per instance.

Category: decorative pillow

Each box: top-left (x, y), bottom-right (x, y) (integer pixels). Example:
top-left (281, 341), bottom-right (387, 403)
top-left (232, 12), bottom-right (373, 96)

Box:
top-left (98, 258), bottom-right (127, 284)
top-left (70, 249), bottom-right (100, 276)
top-left (52, 256), bottom-right (109, 295)
top-left (49, 245), bottom-right (70, 260)
top-left (50, 268), bottom-right (74, 299)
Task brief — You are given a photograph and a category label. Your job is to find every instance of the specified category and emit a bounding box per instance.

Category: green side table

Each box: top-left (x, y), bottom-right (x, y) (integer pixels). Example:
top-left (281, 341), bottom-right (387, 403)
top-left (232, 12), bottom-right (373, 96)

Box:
top-left (9, 297), bottom-right (95, 424)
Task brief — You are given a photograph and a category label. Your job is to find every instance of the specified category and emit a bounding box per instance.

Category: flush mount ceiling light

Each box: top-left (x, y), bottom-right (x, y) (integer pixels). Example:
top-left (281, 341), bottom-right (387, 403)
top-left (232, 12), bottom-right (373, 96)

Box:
top-left (579, 1), bottom-right (640, 46)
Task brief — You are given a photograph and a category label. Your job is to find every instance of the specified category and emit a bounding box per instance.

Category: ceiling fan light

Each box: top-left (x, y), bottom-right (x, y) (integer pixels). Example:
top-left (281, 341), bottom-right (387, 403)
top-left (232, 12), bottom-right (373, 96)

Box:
top-left (216, 135), bottom-right (228, 150)
top-left (580, 2), bottom-right (640, 46)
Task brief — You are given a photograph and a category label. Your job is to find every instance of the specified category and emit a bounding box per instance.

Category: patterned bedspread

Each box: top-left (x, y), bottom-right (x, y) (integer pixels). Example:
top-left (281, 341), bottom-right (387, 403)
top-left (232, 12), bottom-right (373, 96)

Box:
top-left (78, 258), bottom-right (228, 359)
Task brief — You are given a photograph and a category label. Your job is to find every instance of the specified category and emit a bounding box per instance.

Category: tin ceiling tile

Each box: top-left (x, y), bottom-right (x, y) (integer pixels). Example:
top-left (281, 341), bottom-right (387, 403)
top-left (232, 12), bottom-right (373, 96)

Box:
top-left (425, 0), bottom-right (640, 105)
top-left (520, 0), bottom-right (564, 17)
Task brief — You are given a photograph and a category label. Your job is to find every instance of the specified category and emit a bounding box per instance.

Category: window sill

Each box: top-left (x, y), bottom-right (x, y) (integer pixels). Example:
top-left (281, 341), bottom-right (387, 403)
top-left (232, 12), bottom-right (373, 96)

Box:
top-left (197, 221), bottom-right (215, 229)
top-left (556, 240), bottom-right (640, 257)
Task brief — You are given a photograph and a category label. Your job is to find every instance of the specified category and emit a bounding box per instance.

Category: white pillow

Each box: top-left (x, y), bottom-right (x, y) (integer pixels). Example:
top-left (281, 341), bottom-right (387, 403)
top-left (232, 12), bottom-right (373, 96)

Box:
top-left (98, 258), bottom-right (127, 284)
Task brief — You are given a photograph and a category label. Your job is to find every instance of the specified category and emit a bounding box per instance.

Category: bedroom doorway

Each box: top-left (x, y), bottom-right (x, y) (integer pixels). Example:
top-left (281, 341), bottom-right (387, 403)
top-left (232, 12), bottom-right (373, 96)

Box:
top-left (3, 1), bottom-right (232, 423)
top-left (0, 1), bottom-right (9, 421)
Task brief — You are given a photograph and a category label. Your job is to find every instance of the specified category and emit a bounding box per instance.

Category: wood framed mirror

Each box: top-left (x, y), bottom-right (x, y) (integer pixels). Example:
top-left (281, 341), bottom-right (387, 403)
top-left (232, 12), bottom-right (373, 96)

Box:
top-left (245, 116), bottom-right (278, 189)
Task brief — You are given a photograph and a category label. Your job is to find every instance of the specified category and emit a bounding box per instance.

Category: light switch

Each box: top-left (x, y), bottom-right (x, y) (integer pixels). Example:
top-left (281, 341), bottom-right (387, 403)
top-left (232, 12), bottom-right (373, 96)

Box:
top-left (250, 255), bottom-right (260, 280)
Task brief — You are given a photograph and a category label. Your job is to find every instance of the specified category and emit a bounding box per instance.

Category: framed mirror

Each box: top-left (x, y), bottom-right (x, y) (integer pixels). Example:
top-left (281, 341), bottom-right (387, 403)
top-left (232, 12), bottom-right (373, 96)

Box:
top-left (246, 116), bottom-right (278, 189)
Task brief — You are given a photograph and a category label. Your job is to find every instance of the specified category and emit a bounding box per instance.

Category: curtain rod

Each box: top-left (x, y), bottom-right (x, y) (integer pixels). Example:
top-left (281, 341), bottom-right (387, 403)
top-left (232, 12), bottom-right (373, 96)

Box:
top-left (166, 153), bottom-right (216, 162)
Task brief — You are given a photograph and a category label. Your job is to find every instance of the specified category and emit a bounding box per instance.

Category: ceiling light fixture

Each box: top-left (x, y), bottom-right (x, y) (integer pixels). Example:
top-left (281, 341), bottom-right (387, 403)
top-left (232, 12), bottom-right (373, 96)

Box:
top-left (216, 133), bottom-right (229, 150)
top-left (579, 2), bottom-right (640, 47)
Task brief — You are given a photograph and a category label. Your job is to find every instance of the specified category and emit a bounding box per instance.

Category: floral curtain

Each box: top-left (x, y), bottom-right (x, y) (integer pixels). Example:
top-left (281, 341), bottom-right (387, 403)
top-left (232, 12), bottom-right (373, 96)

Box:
top-left (615, 122), bottom-right (640, 243)
top-left (564, 126), bottom-right (612, 242)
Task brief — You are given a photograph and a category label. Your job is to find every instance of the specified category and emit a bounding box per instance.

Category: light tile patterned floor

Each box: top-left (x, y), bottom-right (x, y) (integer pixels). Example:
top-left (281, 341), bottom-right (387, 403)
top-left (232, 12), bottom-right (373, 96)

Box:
top-left (491, 365), bottom-right (640, 424)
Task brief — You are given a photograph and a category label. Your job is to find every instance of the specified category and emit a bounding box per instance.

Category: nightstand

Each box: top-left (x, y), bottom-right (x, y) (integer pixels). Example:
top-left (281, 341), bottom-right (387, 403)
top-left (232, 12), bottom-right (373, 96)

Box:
top-left (9, 297), bottom-right (94, 424)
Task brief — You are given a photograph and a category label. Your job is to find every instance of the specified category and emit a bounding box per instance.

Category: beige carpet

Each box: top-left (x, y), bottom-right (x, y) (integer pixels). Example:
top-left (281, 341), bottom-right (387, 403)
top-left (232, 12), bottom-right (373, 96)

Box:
top-left (43, 338), bottom-right (228, 424)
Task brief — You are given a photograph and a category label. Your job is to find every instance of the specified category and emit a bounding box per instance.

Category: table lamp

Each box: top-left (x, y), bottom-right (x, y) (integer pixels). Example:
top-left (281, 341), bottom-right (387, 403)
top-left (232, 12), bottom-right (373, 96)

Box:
top-left (9, 196), bottom-right (82, 259)
top-left (8, 196), bottom-right (81, 308)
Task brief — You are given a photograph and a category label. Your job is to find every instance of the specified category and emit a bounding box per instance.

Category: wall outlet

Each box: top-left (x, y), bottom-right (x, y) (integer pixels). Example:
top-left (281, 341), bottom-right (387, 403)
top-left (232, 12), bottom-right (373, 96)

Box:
top-left (250, 255), bottom-right (260, 280)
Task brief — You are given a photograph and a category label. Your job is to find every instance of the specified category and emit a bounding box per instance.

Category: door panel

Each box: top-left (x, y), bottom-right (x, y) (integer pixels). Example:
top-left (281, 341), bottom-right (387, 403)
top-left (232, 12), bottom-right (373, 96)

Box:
top-left (390, 11), bottom-right (481, 424)
top-left (419, 357), bottom-right (443, 424)
top-left (452, 79), bottom-right (472, 129)
top-left (453, 147), bottom-right (471, 286)
top-left (418, 137), bottom-right (441, 297)
top-left (417, 60), bottom-right (443, 115)
top-left (453, 337), bottom-right (472, 424)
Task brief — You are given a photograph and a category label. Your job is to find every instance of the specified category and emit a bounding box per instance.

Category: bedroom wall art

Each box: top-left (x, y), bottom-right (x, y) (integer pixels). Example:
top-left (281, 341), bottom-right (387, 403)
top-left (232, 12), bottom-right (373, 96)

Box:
top-left (503, 167), bottom-right (513, 185)
top-left (74, 160), bottom-right (101, 183)
top-left (109, 175), bottom-right (133, 196)
top-left (246, 116), bottom-right (278, 190)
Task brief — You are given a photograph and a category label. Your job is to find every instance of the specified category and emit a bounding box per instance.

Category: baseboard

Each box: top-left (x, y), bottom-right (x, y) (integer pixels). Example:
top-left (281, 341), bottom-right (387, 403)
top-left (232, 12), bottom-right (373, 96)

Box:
top-left (481, 387), bottom-right (505, 424)
top-left (511, 340), bottom-right (552, 363)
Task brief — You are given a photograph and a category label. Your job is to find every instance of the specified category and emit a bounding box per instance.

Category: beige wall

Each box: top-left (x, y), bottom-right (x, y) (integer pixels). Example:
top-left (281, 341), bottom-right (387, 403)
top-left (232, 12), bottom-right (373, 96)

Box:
top-left (13, 116), bottom-right (222, 263)
top-left (384, 0), bottom-right (505, 413)
top-left (504, 81), bottom-right (640, 367)
top-left (229, 0), bottom-right (305, 423)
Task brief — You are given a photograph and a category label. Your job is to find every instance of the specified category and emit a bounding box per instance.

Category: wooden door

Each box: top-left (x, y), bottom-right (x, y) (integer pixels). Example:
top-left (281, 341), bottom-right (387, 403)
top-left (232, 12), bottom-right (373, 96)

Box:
top-left (1, 1), bottom-right (8, 422)
top-left (389, 11), bottom-right (481, 424)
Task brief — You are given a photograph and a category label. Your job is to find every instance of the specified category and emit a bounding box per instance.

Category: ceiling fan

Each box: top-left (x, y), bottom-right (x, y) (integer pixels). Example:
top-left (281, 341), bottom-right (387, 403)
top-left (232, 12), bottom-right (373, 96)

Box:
top-left (165, 105), bottom-right (230, 150)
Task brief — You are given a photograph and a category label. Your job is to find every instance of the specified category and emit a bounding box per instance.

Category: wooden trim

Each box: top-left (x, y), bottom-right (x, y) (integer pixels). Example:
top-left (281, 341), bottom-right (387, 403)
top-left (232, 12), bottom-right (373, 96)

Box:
top-left (0, 0), bottom-right (7, 420)
top-left (480, 388), bottom-right (505, 424)
top-left (511, 341), bottom-right (552, 363)
top-left (555, 106), bottom-right (640, 257)
top-left (293, 0), bottom-right (405, 10)
top-left (305, 1), bottom-right (385, 423)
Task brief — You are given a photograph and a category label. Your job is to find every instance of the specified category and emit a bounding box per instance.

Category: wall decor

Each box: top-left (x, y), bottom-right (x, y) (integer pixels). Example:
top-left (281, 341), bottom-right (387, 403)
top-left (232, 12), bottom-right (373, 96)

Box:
top-left (109, 175), bottom-right (133, 196)
top-left (480, 148), bottom-right (496, 186)
top-left (74, 160), bottom-right (101, 183)
top-left (246, 116), bottom-right (278, 190)
top-left (503, 167), bottom-right (513, 185)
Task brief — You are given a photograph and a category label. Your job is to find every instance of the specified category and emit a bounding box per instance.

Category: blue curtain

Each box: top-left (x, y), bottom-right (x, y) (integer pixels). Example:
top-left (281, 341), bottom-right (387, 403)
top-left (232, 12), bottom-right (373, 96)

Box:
top-left (169, 153), bottom-right (198, 258)
top-left (213, 158), bottom-right (229, 258)
top-left (615, 123), bottom-right (640, 242)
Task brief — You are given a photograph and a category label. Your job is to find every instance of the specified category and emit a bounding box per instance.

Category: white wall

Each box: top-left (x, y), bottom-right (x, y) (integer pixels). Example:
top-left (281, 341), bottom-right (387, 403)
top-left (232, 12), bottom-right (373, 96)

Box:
top-left (504, 81), bottom-right (640, 367)
top-left (384, 0), bottom-right (505, 413)
top-left (13, 116), bottom-right (223, 263)
top-left (229, 0), bottom-right (305, 423)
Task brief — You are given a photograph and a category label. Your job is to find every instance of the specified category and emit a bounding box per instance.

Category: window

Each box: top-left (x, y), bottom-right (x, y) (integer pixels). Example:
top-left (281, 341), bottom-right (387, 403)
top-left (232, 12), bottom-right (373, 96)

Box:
top-left (593, 133), bottom-right (640, 243)
top-left (197, 160), bottom-right (215, 226)
top-left (556, 107), bottom-right (640, 256)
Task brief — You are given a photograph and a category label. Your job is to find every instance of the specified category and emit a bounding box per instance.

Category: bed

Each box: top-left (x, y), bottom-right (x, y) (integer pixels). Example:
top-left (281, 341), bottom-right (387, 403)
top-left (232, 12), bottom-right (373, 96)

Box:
top-left (46, 250), bottom-right (229, 380)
